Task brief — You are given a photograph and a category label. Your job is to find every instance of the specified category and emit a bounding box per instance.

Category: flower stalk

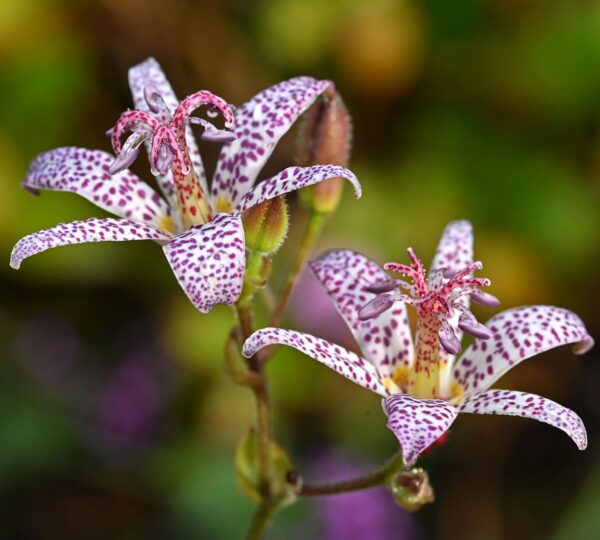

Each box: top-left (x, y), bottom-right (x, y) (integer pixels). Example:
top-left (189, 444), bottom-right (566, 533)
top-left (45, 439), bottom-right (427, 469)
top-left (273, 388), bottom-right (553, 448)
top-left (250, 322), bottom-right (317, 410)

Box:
top-left (295, 450), bottom-right (405, 497)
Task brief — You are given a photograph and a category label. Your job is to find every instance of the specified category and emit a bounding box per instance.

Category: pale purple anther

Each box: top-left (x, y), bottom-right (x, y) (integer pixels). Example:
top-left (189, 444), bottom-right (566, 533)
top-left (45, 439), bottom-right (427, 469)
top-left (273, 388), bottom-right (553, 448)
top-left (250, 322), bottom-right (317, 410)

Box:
top-left (108, 132), bottom-right (146, 174)
top-left (470, 289), bottom-right (501, 307)
top-left (155, 143), bottom-right (174, 176)
top-left (358, 294), bottom-right (395, 321)
top-left (189, 117), bottom-right (237, 143)
top-left (438, 318), bottom-right (461, 355)
top-left (363, 279), bottom-right (399, 294)
top-left (457, 313), bottom-right (493, 339)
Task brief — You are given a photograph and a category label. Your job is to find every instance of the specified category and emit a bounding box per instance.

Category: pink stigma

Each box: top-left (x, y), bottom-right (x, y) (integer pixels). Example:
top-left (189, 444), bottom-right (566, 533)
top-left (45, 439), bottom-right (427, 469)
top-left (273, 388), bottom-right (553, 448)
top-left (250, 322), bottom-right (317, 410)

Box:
top-left (108, 86), bottom-right (236, 176)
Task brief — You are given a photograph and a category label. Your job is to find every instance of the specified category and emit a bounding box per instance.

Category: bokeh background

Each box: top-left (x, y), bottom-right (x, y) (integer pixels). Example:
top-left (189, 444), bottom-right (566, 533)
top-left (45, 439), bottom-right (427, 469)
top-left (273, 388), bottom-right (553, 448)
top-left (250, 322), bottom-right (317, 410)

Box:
top-left (1, 0), bottom-right (599, 538)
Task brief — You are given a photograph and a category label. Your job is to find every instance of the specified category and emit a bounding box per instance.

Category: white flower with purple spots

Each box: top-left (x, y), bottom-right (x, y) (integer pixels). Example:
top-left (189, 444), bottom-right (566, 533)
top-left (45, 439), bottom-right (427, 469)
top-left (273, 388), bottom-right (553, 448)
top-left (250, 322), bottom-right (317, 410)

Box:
top-left (243, 221), bottom-right (594, 465)
top-left (10, 58), bottom-right (361, 312)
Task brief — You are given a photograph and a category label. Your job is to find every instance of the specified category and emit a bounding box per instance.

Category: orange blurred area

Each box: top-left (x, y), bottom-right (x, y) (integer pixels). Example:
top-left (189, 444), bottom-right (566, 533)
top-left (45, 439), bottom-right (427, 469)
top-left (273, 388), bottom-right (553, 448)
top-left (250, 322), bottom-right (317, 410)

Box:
top-left (0, 1), bottom-right (599, 539)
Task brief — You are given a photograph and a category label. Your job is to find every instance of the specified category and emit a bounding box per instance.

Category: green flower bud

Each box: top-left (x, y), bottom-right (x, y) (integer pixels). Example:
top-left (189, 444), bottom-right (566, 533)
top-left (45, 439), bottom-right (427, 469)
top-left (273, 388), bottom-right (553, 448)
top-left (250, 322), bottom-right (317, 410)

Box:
top-left (388, 467), bottom-right (434, 511)
top-left (296, 87), bottom-right (353, 214)
top-left (242, 196), bottom-right (289, 255)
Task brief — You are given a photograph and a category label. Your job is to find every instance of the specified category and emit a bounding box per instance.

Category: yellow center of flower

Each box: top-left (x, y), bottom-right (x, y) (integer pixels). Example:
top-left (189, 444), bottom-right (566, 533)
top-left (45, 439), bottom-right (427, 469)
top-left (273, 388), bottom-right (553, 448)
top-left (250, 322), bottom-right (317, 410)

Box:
top-left (214, 195), bottom-right (233, 214)
top-left (158, 214), bottom-right (177, 235)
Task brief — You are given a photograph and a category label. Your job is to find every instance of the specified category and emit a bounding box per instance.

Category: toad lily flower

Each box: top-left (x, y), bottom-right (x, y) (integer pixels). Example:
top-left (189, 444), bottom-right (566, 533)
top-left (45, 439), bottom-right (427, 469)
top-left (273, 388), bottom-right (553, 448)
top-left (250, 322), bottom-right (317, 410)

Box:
top-left (243, 221), bottom-right (594, 466)
top-left (10, 58), bottom-right (360, 312)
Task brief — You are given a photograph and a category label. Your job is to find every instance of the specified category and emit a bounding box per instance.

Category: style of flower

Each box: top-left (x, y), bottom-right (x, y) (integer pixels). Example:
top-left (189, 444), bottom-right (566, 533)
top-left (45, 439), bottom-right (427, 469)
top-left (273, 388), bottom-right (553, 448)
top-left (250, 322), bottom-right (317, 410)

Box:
top-left (10, 58), bottom-right (361, 312)
top-left (243, 221), bottom-right (594, 466)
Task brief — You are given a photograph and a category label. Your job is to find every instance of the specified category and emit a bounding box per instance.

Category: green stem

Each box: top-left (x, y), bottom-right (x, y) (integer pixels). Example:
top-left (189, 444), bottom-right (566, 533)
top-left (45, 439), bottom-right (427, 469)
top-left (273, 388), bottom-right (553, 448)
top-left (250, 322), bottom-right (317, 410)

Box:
top-left (269, 210), bottom-right (327, 328)
top-left (236, 301), bottom-right (272, 497)
top-left (296, 450), bottom-right (404, 497)
top-left (245, 500), bottom-right (278, 540)
top-left (224, 329), bottom-right (262, 388)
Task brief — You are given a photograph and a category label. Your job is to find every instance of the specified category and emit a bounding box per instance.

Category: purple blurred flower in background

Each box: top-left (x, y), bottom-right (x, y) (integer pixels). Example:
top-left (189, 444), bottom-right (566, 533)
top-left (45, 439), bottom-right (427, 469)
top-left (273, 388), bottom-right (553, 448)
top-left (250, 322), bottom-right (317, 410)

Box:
top-left (289, 267), bottom-right (354, 347)
top-left (15, 315), bottom-right (80, 389)
top-left (92, 348), bottom-right (172, 453)
top-left (311, 453), bottom-right (418, 540)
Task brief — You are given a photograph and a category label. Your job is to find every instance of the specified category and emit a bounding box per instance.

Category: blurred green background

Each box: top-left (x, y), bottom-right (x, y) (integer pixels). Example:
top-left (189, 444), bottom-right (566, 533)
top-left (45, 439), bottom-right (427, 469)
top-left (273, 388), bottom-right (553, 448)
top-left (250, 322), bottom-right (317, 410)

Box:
top-left (1, 0), bottom-right (599, 538)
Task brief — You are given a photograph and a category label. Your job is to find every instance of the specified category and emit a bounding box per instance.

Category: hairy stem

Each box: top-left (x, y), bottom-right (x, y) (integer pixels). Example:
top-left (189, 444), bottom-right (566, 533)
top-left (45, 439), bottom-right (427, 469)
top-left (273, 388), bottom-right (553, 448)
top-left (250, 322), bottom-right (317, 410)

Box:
top-left (269, 210), bottom-right (327, 328)
top-left (296, 450), bottom-right (404, 497)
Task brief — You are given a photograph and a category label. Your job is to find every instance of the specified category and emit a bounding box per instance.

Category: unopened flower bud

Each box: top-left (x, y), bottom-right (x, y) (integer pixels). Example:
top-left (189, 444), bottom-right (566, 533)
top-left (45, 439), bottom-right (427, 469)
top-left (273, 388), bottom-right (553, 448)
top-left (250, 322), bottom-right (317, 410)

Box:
top-left (388, 468), bottom-right (434, 511)
top-left (242, 196), bottom-right (289, 255)
top-left (296, 87), bottom-right (353, 214)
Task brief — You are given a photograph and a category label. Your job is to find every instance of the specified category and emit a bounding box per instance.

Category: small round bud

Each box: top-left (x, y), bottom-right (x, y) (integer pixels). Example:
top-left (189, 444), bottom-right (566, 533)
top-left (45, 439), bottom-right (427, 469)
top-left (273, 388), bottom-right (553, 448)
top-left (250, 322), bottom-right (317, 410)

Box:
top-left (296, 88), bottom-right (353, 214)
top-left (242, 196), bottom-right (289, 255)
top-left (388, 468), bottom-right (434, 511)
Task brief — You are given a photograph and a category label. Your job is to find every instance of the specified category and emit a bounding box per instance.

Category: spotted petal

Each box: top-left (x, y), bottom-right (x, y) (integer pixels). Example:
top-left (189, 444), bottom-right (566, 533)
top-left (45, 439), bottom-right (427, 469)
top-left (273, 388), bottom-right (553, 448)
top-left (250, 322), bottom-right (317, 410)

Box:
top-left (310, 250), bottom-right (414, 376)
top-left (163, 213), bottom-right (245, 313)
top-left (429, 220), bottom-right (473, 281)
top-left (23, 147), bottom-right (172, 230)
top-left (453, 306), bottom-right (594, 395)
top-left (383, 394), bottom-right (459, 466)
top-left (211, 76), bottom-right (333, 209)
top-left (234, 165), bottom-right (361, 215)
top-left (128, 57), bottom-right (208, 206)
top-left (10, 218), bottom-right (170, 269)
top-left (243, 328), bottom-right (388, 396)
top-left (460, 389), bottom-right (587, 450)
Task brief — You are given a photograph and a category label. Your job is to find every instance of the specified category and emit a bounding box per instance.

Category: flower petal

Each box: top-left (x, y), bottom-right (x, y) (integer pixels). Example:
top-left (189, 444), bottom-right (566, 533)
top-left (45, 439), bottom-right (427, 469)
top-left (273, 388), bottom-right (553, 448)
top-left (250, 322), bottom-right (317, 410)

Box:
top-left (234, 165), bottom-right (361, 215)
top-left (24, 147), bottom-right (172, 229)
top-left (453, 306), bottom-right (594, 394)
top-left (383, 394), bottom-right (459, 466)
top-left (429, 220), bottom-right (473, 281)
top-left (242, 328), bottom-right (388, 396)
top-left (10, 218), bottom-right (170, 269)
top-left (310, 250), bottom-right (414, 376)
top-left (460, 389), bottom-right (587, 450)
top-left (211, 76), bottom-right (333, 208)
top-left (163, 213), bottom-right (245, 313)
top-left (128, 58), bottom-right (208, 205)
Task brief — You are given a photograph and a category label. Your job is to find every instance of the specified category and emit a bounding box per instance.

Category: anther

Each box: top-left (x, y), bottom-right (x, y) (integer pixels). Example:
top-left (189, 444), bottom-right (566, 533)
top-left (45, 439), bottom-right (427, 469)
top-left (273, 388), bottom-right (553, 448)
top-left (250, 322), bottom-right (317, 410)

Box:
top-left (358, 295), bottom-right (395, 321)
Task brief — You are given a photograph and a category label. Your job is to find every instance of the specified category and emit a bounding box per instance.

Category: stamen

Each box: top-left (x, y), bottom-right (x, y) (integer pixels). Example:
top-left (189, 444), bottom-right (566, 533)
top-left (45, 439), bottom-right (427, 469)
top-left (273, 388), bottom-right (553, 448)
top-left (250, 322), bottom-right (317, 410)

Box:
top-left (155, 143), bottom-right (174, 176)
top-left (470, 290), bottom-right (501, 307)
top-left (358, 294), bottom-right (395, 321)
top-left (108, 132), bottom-right (147, 174)
top-left (151, 126), bottom-right (189, 176)
top-left (456, 308), bottom-right (492, 339)
top-left (108, 146), bottom-right (139, 175)
top-left (438, 318), bottom-right (461, 355)
top-left (364, 279), bottom-right (399, 294)
top-left (189, 117), bottom-right (236, 143)
top-left (110, 110), bottom-right (160, 155)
